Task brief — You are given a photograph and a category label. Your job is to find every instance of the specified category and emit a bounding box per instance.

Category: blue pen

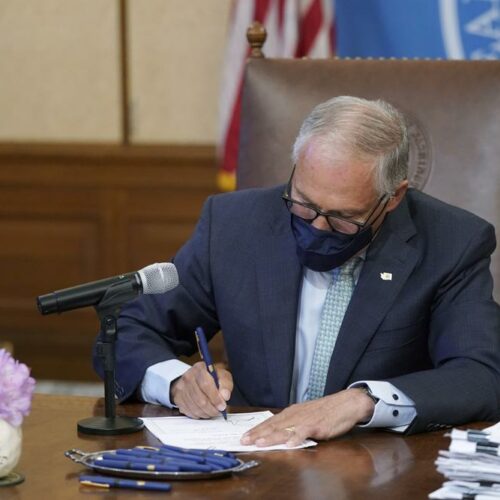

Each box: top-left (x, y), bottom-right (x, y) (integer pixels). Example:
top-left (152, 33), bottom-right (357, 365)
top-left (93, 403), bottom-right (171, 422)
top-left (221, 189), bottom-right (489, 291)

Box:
top-left (116, 450), bottom-right (204, 464)
top-left (195, 326), bottom-right (228, 420)
top-left (135, 448), bottom-right (203, 464)
top-left (153, 449), bottom-right (234, 469)
top-left (160, 444), bottom-right (236, 459)
top-left (105, 451), bottom-right (217, 472)
top-left (100, 453), bottom-right (166, 464)
top-left (80, 474), bottom-right (171, 492)
top-left (121, 448), bottom-right (205, 463)
top-left (96, 459), bottom-right (181, 472)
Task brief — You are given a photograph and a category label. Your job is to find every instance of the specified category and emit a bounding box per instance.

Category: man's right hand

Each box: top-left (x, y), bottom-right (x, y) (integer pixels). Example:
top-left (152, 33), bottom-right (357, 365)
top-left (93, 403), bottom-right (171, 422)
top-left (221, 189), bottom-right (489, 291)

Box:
top-left (170, 361), bottom-right (233, 418)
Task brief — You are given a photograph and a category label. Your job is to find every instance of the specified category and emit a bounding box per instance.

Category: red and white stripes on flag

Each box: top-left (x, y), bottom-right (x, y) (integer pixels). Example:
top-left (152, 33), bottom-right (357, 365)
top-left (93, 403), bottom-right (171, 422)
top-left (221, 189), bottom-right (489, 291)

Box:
top-left (217, 0), bottom-right (335, 191)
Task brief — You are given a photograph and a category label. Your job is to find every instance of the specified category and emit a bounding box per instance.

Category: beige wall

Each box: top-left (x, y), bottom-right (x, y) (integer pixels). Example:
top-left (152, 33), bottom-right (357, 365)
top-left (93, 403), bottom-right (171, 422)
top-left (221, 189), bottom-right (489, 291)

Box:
top-left (0, 0), bottom-right (231, 144)
top-left (0, 0), bottom-right (121, 142)
top-left (129, 0), bottom-right (231, 144)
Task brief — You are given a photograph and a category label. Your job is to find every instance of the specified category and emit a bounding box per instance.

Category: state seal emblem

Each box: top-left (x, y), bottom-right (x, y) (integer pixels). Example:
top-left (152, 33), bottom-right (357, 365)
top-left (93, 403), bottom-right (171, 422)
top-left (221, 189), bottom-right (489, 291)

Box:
top-left (439, 0), bottom-right (500, 60)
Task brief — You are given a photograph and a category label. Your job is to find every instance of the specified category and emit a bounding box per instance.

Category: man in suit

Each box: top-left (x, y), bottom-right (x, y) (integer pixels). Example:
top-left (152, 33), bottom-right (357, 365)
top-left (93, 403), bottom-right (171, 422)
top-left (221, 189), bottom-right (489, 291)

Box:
top-left (95, 96), bottom-right (500, 447)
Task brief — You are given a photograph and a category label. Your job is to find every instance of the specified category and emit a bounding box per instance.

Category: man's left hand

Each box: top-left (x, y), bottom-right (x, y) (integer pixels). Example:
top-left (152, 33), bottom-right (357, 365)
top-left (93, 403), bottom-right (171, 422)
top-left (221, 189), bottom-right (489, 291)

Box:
top-left (240, 388), bottom-right (375, 447)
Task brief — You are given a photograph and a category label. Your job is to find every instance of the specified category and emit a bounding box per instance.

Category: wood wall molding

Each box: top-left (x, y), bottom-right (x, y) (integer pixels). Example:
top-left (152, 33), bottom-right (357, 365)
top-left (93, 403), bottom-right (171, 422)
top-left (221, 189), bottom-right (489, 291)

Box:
top-left (0, 142), bottom-right (219, 381)
top-left (0, 143), bottom-right (216, 188)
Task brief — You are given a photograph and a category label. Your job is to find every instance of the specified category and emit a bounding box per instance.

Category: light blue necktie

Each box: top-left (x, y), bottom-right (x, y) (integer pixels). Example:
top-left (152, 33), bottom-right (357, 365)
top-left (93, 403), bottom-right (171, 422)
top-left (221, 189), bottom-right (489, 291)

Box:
top-left (306, 257), bottom-right (360, 400)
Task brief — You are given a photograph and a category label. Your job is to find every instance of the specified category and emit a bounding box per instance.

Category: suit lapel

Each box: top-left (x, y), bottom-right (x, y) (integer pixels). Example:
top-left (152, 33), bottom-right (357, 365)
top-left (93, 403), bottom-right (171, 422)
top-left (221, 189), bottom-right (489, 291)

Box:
top-left (324, 197), bottom-right (419, 394)
top-left (256, 204), bottom-right (302, 407)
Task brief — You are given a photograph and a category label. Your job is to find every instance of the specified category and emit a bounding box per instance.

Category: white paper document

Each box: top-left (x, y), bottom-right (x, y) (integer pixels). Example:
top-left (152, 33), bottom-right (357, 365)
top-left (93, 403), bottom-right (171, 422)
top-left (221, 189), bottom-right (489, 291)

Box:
top-left (484, 422), bottom-right (500, 435)
top-left (141, 410), bottom-right (317, 452)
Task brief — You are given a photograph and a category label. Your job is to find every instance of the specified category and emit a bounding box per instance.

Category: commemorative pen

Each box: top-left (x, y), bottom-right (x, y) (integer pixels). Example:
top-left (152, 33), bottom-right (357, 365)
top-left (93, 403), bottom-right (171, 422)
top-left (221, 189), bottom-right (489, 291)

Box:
top-left (153, 450), bottom-right (236, 469)
top-left (139, 444), bottom-right (235, 459)
top-left (155, 447), bottom-right (237, 466)
top-left (96, 459), bottom-right (183, 472)
top-left (159, 444), bottom-right (236, 459)
top-left (79, 475), bottom-right (172, 492)
top-left (195, 326), bottom-right (228, 420)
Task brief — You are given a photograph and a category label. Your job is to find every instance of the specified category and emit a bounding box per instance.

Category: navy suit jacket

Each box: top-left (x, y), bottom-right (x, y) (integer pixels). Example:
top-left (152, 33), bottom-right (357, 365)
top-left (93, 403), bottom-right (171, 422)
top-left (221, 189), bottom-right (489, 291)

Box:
top-left (94, 186), bottom-right (500, 434)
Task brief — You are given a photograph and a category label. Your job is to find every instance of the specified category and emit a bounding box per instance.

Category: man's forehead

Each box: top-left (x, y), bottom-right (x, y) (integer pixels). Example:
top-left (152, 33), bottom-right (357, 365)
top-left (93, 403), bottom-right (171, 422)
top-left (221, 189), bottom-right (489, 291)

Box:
top-left (293, 146), bottom-right (379, 213)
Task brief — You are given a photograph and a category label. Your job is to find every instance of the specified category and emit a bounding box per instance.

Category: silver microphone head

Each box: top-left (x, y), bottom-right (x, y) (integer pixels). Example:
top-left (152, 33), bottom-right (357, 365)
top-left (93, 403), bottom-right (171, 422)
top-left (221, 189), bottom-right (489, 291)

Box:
top-left (138, 262), bottom-right (179, 294)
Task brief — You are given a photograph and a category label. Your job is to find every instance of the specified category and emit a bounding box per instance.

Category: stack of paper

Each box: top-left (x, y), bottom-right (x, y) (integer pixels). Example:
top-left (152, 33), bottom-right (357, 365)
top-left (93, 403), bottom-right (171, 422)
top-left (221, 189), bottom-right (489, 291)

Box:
top-left (429, 422), bottom-right (500, 499)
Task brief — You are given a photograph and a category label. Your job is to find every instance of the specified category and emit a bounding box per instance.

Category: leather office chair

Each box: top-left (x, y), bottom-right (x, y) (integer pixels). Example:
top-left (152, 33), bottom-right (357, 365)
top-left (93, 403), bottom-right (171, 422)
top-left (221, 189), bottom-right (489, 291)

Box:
top-left (237, 24), bottom-right (500, 300)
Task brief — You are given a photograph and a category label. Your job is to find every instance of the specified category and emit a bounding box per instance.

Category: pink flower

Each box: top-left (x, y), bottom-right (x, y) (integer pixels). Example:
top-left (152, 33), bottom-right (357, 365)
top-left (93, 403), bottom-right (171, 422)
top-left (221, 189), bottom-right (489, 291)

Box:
top-left (0, 349), bottom-right (36, 427)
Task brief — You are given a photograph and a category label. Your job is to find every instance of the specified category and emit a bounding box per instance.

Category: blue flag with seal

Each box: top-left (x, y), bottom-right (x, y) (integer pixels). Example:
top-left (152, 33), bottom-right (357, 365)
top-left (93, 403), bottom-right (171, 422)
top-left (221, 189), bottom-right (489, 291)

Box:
top-left (335, 0), bottom-right (500, 60)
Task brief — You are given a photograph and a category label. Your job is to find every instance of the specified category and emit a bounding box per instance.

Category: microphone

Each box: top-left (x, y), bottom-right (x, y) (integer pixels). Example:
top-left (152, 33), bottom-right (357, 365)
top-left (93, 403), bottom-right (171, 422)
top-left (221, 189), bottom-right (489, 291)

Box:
top-left (37, 262), bottom-right (179, 315)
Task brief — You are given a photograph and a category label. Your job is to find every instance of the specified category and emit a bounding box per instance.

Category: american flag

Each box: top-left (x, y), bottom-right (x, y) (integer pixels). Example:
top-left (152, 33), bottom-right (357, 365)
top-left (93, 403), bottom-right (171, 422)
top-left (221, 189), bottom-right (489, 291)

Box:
top-left (217, 0), bottom-right (335, 191)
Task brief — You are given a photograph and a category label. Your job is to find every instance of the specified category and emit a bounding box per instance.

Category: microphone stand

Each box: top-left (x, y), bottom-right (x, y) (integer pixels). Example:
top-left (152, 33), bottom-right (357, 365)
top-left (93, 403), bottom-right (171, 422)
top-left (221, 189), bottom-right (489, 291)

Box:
top-left (77, 280), bottom-right (144, 435)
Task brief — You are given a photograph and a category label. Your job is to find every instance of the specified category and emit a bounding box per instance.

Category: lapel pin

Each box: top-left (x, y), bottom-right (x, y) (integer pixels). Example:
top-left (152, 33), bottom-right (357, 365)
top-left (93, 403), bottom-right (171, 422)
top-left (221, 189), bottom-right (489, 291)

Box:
top-left (380, 272), bottom-right (392, 281)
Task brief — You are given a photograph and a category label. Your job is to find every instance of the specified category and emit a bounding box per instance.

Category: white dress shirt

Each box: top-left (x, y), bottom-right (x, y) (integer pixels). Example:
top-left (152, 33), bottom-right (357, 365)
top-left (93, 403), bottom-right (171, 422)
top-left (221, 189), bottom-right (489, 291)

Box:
top-left (140, 259), bottom-right (417, 431)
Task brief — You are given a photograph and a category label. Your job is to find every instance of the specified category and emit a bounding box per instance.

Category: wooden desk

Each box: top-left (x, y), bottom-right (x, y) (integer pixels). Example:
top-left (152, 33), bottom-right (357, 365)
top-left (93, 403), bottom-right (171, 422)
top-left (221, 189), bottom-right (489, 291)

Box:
top-left (5, 394), bottom-right (455, 499)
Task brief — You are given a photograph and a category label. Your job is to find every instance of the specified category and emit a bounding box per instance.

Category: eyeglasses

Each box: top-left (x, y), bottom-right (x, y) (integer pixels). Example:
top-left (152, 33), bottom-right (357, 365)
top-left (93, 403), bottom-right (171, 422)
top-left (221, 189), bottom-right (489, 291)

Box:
top-left (282, 166), bottom-right (391, 235)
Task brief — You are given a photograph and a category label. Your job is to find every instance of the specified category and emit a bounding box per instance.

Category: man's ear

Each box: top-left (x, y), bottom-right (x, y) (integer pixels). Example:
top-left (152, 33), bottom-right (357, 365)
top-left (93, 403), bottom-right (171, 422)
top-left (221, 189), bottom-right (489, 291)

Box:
top-left (386, 180), bottom-right (409, 213)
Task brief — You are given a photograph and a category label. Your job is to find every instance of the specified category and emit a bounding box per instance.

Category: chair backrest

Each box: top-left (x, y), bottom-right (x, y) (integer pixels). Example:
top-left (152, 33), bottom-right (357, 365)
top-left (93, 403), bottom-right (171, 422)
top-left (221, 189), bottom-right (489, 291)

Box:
top-left (237, 55), bottom-right (500, 300)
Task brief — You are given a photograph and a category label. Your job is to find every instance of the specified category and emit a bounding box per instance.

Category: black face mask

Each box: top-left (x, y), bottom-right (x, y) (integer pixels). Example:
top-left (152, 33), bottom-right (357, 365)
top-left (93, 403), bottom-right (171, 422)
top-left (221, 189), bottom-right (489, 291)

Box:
top-left (291, 215), bottom-right (374, 272)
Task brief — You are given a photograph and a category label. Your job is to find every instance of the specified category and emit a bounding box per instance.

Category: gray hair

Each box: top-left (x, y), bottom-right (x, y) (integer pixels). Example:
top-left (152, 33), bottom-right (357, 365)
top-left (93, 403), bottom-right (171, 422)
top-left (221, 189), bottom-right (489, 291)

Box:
top-left (292, 96), bottom-right (409, 195)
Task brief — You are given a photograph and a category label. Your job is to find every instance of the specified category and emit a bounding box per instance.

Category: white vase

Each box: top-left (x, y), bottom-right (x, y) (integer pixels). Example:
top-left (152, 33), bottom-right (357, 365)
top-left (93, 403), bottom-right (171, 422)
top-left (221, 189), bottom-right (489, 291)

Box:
top-left (0, 419), bottom-right (22, 478)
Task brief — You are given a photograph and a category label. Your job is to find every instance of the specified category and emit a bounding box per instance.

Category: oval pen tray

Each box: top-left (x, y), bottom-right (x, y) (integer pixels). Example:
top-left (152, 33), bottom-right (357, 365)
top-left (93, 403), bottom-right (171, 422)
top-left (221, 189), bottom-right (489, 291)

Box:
top-left (65, 448), bottom-right (259, 480)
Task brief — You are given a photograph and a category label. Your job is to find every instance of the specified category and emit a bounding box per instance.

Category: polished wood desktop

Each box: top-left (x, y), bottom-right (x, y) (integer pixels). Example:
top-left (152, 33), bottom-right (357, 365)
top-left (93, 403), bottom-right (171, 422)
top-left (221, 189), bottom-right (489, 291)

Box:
top-left (3, 394), bottom-right (472, 499)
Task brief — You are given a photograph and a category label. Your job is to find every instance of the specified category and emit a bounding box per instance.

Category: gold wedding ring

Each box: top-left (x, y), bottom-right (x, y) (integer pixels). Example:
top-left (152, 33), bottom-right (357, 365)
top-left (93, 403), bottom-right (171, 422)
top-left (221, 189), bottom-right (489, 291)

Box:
top-left (284, 426), bottom-right (296, 434)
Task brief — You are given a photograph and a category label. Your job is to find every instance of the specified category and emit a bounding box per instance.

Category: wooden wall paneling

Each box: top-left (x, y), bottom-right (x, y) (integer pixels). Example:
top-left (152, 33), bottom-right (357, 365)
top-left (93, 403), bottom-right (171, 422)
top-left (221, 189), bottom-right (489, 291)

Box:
top-left (0, 184), bottom-right (104, 381)
top-left (125, 186), bottom-right (208, 268)
top-left (99, 187), bottom-right (130, 274)
top-left (0, 143), bottom-right (217, 381)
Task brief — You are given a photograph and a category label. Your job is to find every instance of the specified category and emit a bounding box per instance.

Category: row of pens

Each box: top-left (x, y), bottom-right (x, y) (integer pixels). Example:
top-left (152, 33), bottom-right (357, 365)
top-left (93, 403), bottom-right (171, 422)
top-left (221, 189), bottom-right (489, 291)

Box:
top-left (91, 444), bottom-right (239, 472)
top-left (79, 444), bottom-right (241, 492)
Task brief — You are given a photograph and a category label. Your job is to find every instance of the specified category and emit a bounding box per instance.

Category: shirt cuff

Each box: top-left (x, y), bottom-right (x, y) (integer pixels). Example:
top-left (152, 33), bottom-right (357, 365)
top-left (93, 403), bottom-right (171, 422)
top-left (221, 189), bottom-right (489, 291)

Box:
top-left (349, 380), bottom-right (417, 432)
top-left (140, 359), bottom-right (191, 408)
